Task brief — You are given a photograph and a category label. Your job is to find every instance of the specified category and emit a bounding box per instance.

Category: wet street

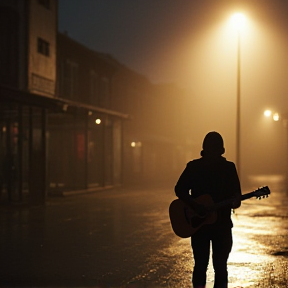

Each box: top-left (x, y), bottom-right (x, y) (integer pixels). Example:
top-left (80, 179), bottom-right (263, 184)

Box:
top-left (0, 183), bottom-right (288, 287)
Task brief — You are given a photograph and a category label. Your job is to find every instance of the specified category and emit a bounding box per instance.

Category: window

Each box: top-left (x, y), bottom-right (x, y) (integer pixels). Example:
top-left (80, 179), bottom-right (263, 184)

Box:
top-left (99, 77), bottom-right (110, 108)
top-left (38, 0), bottom-right (50, 9)
top-left (62, 59), bottom-right (78, 100)
top-left (37, 38), bottom-right (50, 56)
top-left (89, 70), bottom-right (99, 105)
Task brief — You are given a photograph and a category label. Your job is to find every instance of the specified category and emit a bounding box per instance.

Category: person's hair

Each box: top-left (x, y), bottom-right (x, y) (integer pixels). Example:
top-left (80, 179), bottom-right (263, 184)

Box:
top-left (201, 131), bottom-right (225, 156)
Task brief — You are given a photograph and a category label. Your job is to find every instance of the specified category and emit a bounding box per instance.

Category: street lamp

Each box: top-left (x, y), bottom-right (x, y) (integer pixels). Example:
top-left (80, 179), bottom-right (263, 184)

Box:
top-left (230, 12), bottom-right (246, 179)
top-left (264, 110), bottom-right (280, 122)
top-left (273, 113), bottom-right (280, 122)
top-left (264, 109), bottom-right (288, 191)
top-left (264, 109), bottom-right (272, 117)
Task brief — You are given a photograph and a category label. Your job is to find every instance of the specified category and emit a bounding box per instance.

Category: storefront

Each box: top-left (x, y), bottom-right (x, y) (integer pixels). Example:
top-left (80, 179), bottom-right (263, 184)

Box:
top-left (0, 86), bottom-right (128, 204)
top-left (47, 109), bottom-right (124, 195)
top-left (0, 88), bottom-right (47, 203)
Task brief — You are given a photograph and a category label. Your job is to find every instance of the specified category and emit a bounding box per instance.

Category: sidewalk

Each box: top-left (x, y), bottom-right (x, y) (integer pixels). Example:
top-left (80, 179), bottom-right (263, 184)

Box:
top-left (0, 184), bottom-right (175, 287)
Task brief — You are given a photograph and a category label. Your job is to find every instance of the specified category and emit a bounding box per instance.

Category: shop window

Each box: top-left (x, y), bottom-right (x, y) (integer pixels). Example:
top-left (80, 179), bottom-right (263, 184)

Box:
top-left (76, 133), bottom-right (85, 160)
top-left (38, 0), bottom-right (50, 9)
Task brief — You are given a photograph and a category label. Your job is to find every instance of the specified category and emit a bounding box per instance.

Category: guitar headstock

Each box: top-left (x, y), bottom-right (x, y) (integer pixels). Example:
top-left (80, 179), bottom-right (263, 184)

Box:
top-left (253, 186), bottom-right (271, 199)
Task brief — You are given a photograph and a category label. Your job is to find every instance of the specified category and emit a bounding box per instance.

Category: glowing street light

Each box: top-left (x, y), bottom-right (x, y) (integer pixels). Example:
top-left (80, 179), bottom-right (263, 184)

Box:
top-left (230, 12), bottom-right (246, 179)
top-left (264, 110), bottom-right (280, 122)
top-left (264, 110), bottom-right (272, 117)
top-left (273, 113), bottom-right (280, 122)
top-left (130, 141), bottom-right (142, 148)
top-left (230, 13), bottom-right (246, 30)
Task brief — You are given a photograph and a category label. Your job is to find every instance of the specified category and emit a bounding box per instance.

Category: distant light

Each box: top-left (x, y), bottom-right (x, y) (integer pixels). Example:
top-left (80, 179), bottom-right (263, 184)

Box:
top-left (95, 118), bottom-right (101, 124)
top-left (230, 13), bottom-right (246, 30)
top-left (273, 113), bottom-right (280, 121)
top-left (264, 110), bottom-right (272, 117)
top-left (62, 104), bottom-right (68, 111)
top-left (88, 111), bottom-right (93, 116)
top-left (131, 141), bottom-right (142, 148)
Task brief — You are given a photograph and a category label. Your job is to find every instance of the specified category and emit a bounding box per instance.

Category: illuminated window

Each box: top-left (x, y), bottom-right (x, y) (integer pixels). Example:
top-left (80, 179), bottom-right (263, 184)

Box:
top-left (37, 38), bottom-right (50, 56)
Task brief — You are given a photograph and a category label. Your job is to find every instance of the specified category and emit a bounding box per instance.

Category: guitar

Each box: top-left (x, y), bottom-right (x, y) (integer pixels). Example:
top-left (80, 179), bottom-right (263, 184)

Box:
top-left (169, 186), bottom-right (270, 238)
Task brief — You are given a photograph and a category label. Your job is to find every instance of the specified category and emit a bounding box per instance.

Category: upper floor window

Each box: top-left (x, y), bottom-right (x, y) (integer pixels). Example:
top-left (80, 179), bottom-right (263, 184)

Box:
top-left (60, 59), bottom-right (78, 100)
top-left (89, 70), bottom-right (99, 105)
top-left (38, 0), bottom-right (50, 9)
top-left (99, 77), bottom-right (110, 108)
top-left (37, 38), bottom-right (50, 56)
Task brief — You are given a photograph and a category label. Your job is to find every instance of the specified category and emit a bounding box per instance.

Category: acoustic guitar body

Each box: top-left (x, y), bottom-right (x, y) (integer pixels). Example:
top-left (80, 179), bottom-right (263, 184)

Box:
top-left (169, 194), bottom-right (217, 238)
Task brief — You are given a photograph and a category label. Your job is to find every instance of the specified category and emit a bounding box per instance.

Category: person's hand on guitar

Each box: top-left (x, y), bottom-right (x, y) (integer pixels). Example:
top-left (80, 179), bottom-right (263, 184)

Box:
top-left (231, 195), bottom-right (241, 209)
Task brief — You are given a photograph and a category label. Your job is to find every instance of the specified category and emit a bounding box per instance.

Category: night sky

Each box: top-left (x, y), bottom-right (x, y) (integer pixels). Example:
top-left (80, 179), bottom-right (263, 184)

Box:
top-left (58, 0), bottom-right (288, 85)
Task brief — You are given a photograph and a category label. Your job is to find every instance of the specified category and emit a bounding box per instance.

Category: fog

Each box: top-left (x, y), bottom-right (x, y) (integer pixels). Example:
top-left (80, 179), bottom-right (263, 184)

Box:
top-left (160, 9), bottom-right (288, 189)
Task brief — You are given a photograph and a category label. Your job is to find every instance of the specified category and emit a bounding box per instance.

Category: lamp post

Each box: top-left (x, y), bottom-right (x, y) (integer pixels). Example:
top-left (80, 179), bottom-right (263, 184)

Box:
top-left (231, 13), bottom-right (246, 179)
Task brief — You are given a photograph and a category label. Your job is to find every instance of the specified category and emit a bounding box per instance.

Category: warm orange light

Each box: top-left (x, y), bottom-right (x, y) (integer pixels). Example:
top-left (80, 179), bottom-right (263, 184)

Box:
top-left (131, 141), bottom-right (142, 148)
top-left (230, 13), bottom-right (246, 31)
top-left (264, 110), bottom-right (272, 117)
top-left (273, 113), bottom-right (280, 121)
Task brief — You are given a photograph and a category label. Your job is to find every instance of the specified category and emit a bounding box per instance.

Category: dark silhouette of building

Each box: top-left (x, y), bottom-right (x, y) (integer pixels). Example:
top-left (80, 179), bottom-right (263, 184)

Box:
top-left (0, 0), bottom-right (58, 203)
top-left (0, 0), bottom-right (189, 204)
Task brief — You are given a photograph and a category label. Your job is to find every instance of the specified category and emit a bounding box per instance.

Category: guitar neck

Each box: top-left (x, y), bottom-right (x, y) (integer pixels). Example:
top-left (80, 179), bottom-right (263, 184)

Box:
top-left (212, 191), bottom-right (255, 211)
top-left (241, 191), bottom-right (257, 201)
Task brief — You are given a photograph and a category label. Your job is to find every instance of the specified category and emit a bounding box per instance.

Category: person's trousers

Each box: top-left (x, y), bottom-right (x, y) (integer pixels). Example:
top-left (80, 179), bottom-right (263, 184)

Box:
top-left (191, 226), bottom-right (233, 288)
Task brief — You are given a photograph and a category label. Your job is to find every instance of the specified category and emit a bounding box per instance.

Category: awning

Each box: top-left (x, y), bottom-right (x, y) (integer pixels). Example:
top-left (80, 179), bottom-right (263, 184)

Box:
top-left (0, 85), bottom-right (130, 119)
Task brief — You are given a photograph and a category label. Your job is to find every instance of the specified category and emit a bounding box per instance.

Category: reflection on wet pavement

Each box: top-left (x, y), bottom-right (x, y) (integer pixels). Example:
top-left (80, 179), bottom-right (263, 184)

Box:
top-left (227, 191), bottom-right (288, 287)
top-left (131, 190), bottom-right (288, 288)
top-left (0, 186), bottom-right (287, 287)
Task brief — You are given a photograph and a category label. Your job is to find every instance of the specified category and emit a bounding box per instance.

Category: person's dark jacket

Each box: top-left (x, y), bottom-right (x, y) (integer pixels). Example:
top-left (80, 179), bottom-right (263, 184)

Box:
top-left (174, 155), bottom-right (242, 229)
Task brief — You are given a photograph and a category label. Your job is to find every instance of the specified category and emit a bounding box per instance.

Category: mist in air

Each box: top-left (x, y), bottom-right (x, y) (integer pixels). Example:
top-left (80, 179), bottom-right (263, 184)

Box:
top-left (59, 0), bottom-right (288, 189)
top-left (142, 2), bottom-right (288, 188)
top-left (174, 7), bottom-right (288, 189)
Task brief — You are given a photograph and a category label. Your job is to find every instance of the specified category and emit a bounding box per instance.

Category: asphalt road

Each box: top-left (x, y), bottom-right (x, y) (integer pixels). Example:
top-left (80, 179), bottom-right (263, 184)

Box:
top-left (0, 184), bottom-right (287, 287)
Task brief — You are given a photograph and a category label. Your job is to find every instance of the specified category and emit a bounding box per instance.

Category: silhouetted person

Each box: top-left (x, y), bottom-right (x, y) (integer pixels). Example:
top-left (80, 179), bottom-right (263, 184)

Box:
top-left (175, 131), bottom-right (241, 288)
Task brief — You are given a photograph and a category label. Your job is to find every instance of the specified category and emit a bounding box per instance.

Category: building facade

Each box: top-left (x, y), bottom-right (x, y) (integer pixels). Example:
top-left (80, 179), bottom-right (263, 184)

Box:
top-left (48, 33), bottom-right (128, 195)
top-left (0, 0), bottom-right (189, 204)
top-left (0, 0), bottom-right (128, 203)
top-left (0, 0), bottom-right (58, 203)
